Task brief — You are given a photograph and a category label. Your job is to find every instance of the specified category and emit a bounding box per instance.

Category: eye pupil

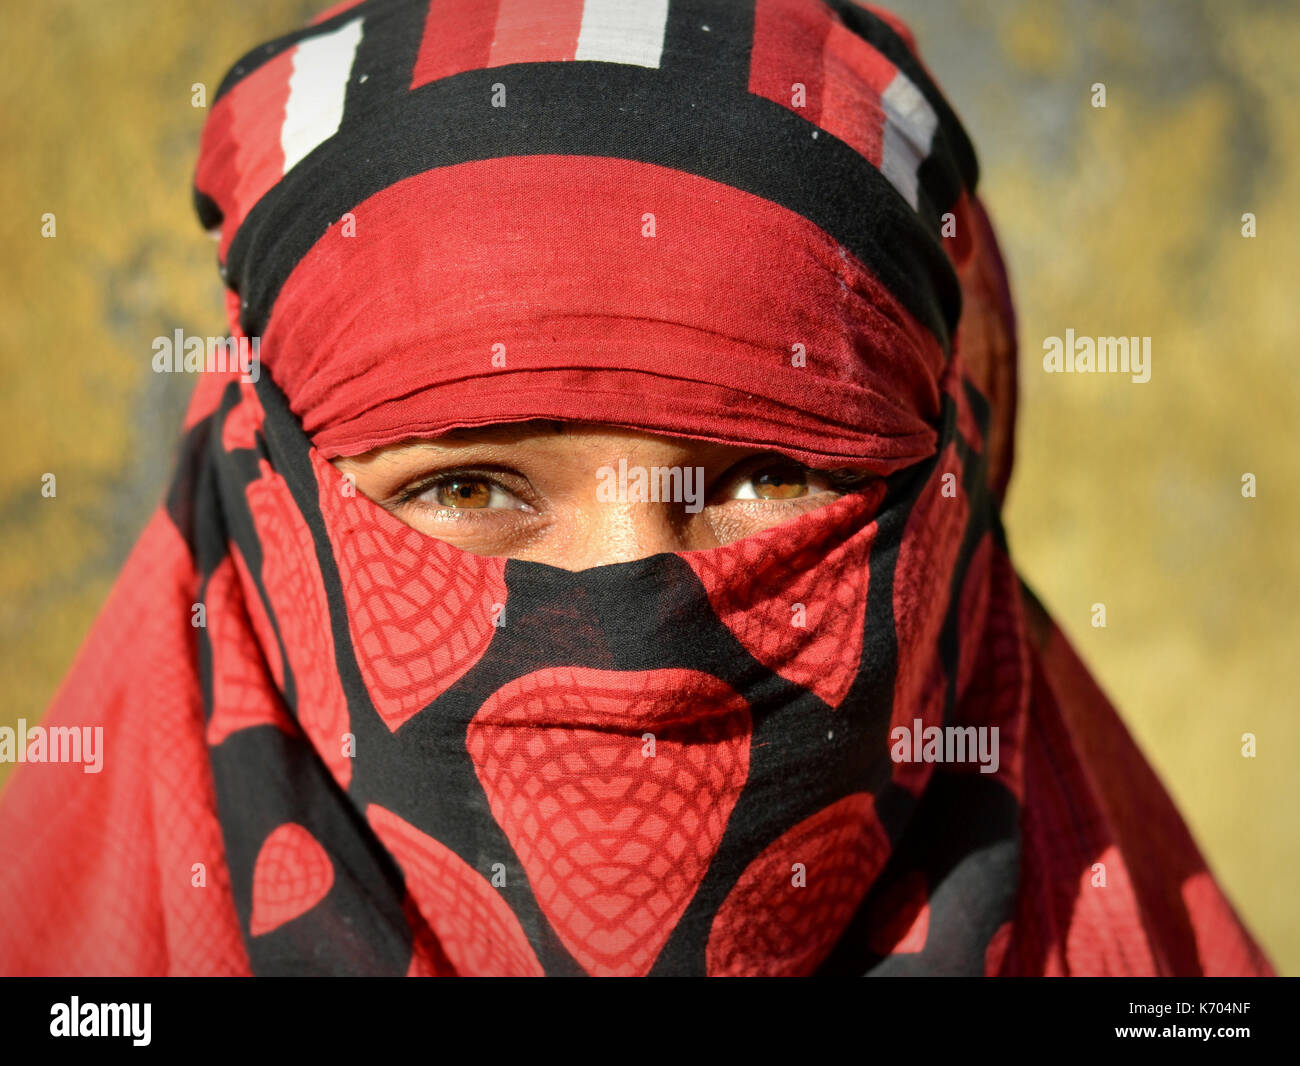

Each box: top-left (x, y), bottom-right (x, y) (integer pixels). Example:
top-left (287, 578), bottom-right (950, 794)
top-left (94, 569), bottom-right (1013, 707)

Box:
top-left (437, 479), bottom-right (492, 508)
top-left (754, 466), bottom-right (807, 500)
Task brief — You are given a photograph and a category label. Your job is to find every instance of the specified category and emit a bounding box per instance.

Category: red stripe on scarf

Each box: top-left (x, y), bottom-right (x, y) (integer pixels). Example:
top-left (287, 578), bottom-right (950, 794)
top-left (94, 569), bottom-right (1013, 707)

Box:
top-left (489, 0), bottom-right (585, 66)
top-left (261, 154), bottom-right (945, 470)
top-left (195, 51), bottom-right (294, 259)
top-left (411, 0), bottom-right (500, 88)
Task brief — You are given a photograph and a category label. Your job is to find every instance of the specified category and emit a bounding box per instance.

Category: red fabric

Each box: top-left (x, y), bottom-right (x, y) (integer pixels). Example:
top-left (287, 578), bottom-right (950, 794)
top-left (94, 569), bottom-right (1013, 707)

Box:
top-left (684, 483), bottom-right (886, 710)
top-left (488, 0), bottom-right (585, 67)
top-left (195, 50), bottom-right (293, 259)
top-left (708, 793), bottom-right (891, 977)
top-left (315, 450), bottom-right (507, 732)
top-left (751, 0), bottom-right (922, 175)
top-left (0, 513), bottom-right (250, 975)
top-left (260, 155), bottom-right (946, 470)
top-left (2, 469), bottom-right (1271, 974)
top-left (250, 824), bottom-right (335, 937)
top-left (468, 667), bottom-right (752, 977)
top-left (750, 0), bottom-right (831, 121)
top-left (368, 804), bottom-right (542, 976)
top-left (246, 459), bottom-right (354, 789)
top-left (994, 603), bottom-right (1274, 976)
top-left (0, 0), bottom-right (1275, 977)
top-left (411, 0), bottom-right (499, 87)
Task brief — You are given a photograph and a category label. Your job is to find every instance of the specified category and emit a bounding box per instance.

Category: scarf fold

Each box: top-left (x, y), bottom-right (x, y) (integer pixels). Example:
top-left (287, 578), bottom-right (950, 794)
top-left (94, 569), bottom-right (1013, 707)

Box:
top-left (0, 0), bottom-right (1272, 977)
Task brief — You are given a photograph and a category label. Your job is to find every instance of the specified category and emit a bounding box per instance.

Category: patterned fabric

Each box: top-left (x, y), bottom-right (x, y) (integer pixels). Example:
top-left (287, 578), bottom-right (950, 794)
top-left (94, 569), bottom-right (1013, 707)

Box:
top-left (0, 0), bottom-right (1274, 976)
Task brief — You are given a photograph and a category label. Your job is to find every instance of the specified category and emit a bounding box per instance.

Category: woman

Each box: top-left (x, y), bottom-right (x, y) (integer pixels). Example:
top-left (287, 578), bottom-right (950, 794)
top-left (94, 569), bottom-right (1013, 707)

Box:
top-left (0, 0), bottom-right (1273, 976)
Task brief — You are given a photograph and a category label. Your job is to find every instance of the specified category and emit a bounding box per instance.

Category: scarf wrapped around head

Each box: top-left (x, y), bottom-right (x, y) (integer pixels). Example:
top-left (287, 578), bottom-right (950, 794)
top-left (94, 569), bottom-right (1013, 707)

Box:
top-left (0, 0), bottom-right (1273, 977)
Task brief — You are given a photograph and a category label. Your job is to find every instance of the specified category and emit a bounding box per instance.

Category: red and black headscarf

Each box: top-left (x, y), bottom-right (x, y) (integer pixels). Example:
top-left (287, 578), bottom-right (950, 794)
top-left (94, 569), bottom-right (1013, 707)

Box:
top-left (0, 0), bottom-right (1274, 976)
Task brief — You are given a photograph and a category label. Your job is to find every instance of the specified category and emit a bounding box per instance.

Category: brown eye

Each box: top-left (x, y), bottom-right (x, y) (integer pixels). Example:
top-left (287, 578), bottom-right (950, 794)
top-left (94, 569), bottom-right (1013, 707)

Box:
top-left (408, 472), bottom-right (532, 514)
top-left (725, 460), bottom-right (848, 503)
top-left (749, 465), bottom-right (809, 500)
top-left (434, 479), bottom-right (493, 509)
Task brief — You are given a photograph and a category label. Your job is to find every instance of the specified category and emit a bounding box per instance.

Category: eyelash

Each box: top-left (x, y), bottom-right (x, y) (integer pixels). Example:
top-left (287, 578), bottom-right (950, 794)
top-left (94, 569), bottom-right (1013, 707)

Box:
top-left (824, 469), bottom-right (877, 492)
top-left (392, 468), bottom-right (526, 509)
top-left (391, 463), bottom-right (876, 512)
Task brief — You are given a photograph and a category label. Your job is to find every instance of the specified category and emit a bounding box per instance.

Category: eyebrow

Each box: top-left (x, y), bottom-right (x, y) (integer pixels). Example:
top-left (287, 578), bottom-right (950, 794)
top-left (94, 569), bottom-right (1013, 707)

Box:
top-left (354, 422), bottom-right (569, 464)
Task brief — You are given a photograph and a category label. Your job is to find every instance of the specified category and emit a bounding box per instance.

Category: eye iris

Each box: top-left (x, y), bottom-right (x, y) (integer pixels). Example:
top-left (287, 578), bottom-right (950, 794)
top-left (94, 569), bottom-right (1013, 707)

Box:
top-left (754, 468), bottom-right (807, 500)
top-left (436, 479), bottom-right (492, 509)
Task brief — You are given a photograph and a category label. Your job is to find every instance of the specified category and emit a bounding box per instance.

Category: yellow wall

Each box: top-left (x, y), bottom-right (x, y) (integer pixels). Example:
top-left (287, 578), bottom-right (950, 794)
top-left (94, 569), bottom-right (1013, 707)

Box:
top-left (1, 0), bottom-right (1294, 972)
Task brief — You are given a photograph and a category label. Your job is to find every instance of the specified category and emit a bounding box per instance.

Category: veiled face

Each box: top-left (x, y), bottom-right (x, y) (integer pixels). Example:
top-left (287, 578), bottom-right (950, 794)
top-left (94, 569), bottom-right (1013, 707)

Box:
top-left (332, 420), bottom-right (877, 569)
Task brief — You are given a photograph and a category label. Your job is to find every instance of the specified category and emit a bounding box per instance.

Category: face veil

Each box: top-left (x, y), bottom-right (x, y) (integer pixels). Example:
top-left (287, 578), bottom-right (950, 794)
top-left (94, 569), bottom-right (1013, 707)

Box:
top-left (0, 0), bottom-right (1273, 978)
top-left (195, 366), bottom-right (1009, 977)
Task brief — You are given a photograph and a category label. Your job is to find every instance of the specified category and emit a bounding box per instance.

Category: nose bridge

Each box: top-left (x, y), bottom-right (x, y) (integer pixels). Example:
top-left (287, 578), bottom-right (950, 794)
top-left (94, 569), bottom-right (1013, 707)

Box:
top-left (574, 499), bottom-right (693, 567)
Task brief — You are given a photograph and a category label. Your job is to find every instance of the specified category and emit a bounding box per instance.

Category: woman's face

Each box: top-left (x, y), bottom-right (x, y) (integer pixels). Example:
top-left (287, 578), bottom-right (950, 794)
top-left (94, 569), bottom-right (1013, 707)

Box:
top-left (332, 421), bottom-right (874, 570)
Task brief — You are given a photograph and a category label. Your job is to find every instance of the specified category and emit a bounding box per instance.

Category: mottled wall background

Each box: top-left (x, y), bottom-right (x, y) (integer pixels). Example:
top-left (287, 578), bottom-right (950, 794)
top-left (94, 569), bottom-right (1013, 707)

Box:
top-left (1, 0), bottom-right (1295, 972)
